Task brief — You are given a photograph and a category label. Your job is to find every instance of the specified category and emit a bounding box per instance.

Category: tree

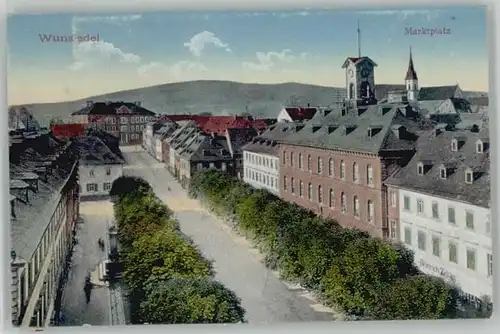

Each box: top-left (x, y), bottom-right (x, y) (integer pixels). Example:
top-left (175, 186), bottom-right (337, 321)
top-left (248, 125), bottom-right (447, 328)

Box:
top-left (371, 275), bottom-right (459, 320)
top-left (140, 277), bottom-right (246, 324)
top-left (122, 226), bottom-right (213, 294)
top-left (110, 176), bottom-right (152, 198)
top-left (321, 237), bottom-right (414, 316)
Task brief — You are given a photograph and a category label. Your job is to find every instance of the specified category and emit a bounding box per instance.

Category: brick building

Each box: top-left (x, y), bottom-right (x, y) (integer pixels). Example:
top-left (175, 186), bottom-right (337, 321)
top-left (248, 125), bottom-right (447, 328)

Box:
top-left (71, 101), bottom-right (157, 145)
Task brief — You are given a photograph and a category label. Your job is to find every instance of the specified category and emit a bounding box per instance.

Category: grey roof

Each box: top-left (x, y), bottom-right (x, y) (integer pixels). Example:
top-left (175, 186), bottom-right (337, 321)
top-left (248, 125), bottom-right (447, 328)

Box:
top-left (266, 104), bottom-right (434, 154)
top-left (375, 84), bottom-right (405, 101)
top-left (153, 123), bottom-right (178, 141)
top-left (178, 134), bottom-right (233, 162)
top-left (386, 127), bottom-right (490, 207)
top-left (8, 107), bottom-right (41, 132)
top-left (225, 127), bottom-right (258, 155)
top-left (74, 136), bottom-right (124, 165)
top-left (10, 132), bottom-right (77, 260)
top-left (242, 137), bottom-right (279, 156)
top-left (418, 85), bottom-right (460, 101)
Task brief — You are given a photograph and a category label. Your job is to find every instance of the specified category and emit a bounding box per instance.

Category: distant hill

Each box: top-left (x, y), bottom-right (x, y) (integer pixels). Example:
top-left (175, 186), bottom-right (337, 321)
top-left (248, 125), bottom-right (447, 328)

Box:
top-left (10, 80), bottom-right (488, 127)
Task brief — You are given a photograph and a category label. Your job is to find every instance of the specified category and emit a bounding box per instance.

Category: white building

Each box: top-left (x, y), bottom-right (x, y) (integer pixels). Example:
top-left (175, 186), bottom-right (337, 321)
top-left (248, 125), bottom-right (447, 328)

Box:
top-left (386, 127), bottom-right (492, 308)
top-left (143, 122), bottom-right (156, 155)
top-left (276, 106), bottom-right (318, 123)
top-left (153, 123), bottom-right (178, 162)
top-left (242, 137), bottom-right (280, 195)
top-left (75, 136), bottom-right (124, 198)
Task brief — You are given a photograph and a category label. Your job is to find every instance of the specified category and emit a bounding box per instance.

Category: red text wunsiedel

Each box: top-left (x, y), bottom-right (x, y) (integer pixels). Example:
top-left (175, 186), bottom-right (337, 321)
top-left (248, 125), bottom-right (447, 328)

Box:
top-left (39, 34), bottom-right (100, 43)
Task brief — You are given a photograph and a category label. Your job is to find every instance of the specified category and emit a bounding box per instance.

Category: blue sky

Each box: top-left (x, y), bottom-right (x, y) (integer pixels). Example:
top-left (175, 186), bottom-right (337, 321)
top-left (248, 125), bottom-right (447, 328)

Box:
top-left (7, 6), bottom-right (488, 104)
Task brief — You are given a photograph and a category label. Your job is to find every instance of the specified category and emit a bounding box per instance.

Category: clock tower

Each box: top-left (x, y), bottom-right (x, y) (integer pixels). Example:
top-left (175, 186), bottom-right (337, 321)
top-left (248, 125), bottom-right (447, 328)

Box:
top-left (342, 56), bottom-right (378, 107)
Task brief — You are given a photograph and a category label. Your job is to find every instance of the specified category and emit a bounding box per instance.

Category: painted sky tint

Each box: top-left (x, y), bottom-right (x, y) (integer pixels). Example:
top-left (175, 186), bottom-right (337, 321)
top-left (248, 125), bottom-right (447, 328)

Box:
top-left (7, 6), bottom-right (488, 105)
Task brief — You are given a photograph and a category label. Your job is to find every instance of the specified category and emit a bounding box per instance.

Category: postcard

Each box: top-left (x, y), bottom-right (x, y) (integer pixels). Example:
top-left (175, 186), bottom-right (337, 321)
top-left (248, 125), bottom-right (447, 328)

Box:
top-left (7, 6), bottom-right (491, 328)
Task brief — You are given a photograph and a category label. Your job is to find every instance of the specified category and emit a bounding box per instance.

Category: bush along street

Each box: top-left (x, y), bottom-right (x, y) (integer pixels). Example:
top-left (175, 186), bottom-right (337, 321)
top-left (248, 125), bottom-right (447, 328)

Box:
top-left (188, 170), bottom-right (491, 320)
top-left (109, 176), bottom-right (246, 324)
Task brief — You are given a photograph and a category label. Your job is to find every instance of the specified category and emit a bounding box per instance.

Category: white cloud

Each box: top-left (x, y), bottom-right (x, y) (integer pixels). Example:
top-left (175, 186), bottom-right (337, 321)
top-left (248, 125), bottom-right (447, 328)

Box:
top-left (183, 31), bottom-right (232, 57)
top-left (360, 9), bottom-right (440, 21)
top-left (236, 11), bottom-right (318, 18)
top-left (73, 14), bottom-right (142, 24)
top-left (138, 60), bottom-right (208, 79)
top-left (69, 41), bottom-right (141, 71)
top-left (242, 49), bottom-right (309, 71)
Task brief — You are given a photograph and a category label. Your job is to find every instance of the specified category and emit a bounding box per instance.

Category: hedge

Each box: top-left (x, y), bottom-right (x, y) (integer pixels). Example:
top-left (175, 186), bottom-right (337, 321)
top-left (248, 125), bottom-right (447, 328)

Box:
top-left (188, 170), bottom-right (491, 320)
top-left (110, 176), bottom-right (246, 324)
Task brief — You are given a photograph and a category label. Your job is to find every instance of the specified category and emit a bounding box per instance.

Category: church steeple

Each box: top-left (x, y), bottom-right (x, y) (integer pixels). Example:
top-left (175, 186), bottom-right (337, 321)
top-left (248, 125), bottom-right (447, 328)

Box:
top-left (405, 47), bottom-right (418, 80)
top-left (405, 47), bottom-right (419, 102)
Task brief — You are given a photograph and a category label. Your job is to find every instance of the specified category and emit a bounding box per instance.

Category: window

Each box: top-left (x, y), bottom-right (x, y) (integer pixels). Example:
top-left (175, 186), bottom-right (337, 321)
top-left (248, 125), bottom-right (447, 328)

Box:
top-left (417, 162), bottom-right (424, 175)
top-left (307, 155), bottom-right (312, 172)
top-left (328, 158), bottom-right (334, 176)
top-left (440, 167), bottom-right (447, 179)
top-left (432, 202), bottom-right (439, 219)
top-left (353, 162), bottom-right (359, 182)
top-left (487, 254), bottom-right (493, 276)
top-left (390, 191), bottom-right (397, 207)
top-left (106, 167), bottom-right (111, 175)
top-left (451, 139), bottom-right (458, 151)
top-left (299, 181), bottom-right (304, 197)
top-left (404, 227), bottom-right (412, 245)
top-left (282, 151), bottom-right (287, 164)
top-left (308, 183), bottom-right (312, 200)
top-left (465, 169), bottom-right (473, 184)
top-left (270, 178), bottom-right (274, 188)
top-left (403, 195), bottom-right (411, 211)
top-left (89, 169), bottom-right (94, 177)
top-left (448, 206), bottom-right (456, 224)
top-left (341, 193), bottom-right (347, 213)
top-left (448, 242), bottom-right (458, 263)
top-left (366, 165), bottom-right (373, 185)
top-left (103, 182), bottom-right (112, 191)
top-left (417, 231), bottom-right (426, 251)
top-left (340, 161), bottom-right (345, 179)
top-left (390, 220), bottom-right (397, 239)
top-left (298, 153), bottom-right (303, 169)
top-left (476, 140), bottom-right (483, 153)
top-left (290, 152), bottom-right (294, 167)
top-left (120, 116), bottom-right (128, 124)
top-left (318, 185), bottom-right (323, 204)
top-left (417, 199), bottom-right (424, 214)
top-left (367, 200), bottom-right (374, 222)
top-left (291, 178), bottom-right (295, 194)
top-left (317, 157), bottom-right (323, 174)
top-left (283, 176), bottom-right (288, 191)
top-left (466, 249), bottom-right (476, 270)
top-left (265, 174), bottom-right (269, 185)
top-left (86, 183), bottom-right (98, 192)
top-left (353, 196), bottom-right (359, 217)
top-left (466, 211), bottom-right (474, 230)
top-left (432, 236), bottom-right (441, 257)
top-left (329, 189), bottom-right (334, 208)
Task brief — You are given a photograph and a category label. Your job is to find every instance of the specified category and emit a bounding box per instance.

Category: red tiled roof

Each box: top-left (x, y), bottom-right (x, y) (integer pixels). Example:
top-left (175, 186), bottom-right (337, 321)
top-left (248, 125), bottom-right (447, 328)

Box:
top-left (284, 107), bottom-right (317, 121)
top-left (51, 123), bottom-right (85, 138)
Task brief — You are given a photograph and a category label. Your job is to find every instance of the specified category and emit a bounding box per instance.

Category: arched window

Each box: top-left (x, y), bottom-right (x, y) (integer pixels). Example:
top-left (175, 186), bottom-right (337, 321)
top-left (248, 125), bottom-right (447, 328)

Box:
top-left (341, 192), bottom-right (347, 213)
top-left (283, 176), bottom-right (288, 191)
top-left (367, 200), bottom-right (374, 222)
top-left (282, 150), bottom-right (286, 164)
top-left (307, 155), bottom-right (312, 172)
top-left (290, 152), bottom-right (294, 167)
top-left (291, 178), bottom-right (295, 194)
top-left (317, 157), bottom-right (323, 174)
top-left (349, 83), bottom-right (355, 99)
top-left (340, 160), bottom-right (346, 180)
top-left (329, 189), bottom-right (335, 208)
top-left (308, 183), bottom-right (312, 200)
top-left (353, 196), bottom-right (359, 217)
top-left (353, 162), bottom-right (359, 182)
top-left (318, 185), bottom-right (323, 203)
top-left (366, 164), bottom-right (373, 185)
top-left (299, 181), bottom-right (304, 197)
top-left (328, 158), bottom-right (334, 177)
top-left (298, 153), bottom-right (303, 169)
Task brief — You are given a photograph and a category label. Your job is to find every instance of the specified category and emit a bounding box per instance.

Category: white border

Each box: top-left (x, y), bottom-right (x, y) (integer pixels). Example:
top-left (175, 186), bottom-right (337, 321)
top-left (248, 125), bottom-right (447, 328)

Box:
top-left (1, 0), bottom-right (498, 333)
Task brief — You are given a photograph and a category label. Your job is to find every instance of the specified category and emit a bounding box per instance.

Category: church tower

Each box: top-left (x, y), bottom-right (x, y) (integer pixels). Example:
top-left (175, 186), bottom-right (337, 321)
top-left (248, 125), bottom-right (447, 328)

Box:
top-left (341, 20), bottom-right (378, 108)
top-left (405, 47), bottom-right (419, 102)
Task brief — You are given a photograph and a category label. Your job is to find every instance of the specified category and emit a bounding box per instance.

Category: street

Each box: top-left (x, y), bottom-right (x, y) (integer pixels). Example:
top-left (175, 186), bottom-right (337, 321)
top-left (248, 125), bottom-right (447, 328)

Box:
top-left (58, 201), bottom-right (113, 326)
top-left (122, 147), bottom-right (335, 324)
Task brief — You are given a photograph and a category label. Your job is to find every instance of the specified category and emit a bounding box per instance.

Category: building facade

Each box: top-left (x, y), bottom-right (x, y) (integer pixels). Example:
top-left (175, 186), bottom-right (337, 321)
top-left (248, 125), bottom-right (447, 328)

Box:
top-left (71, 101), bottom-right (157, 145)
top-left (10, 130), bottom-right (79, 328)
top-left (242, 137), bottom-right (280, 195)
top-left (386, 127), bottom-right (492, 306)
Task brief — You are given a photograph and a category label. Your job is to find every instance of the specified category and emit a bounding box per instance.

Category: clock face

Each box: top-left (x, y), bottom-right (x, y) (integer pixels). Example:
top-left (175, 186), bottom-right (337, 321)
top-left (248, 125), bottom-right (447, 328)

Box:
top-left (361, 68), bottom-right (370, 78)
top-left (348, 69), bottom-right (354, 77)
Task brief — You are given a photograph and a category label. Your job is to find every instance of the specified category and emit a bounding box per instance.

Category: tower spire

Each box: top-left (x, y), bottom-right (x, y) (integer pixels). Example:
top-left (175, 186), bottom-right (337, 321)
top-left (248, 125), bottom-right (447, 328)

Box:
top-left (405, 46), bottom-right (418, 80)
top-left (357, 20), bottom-right (361, 57)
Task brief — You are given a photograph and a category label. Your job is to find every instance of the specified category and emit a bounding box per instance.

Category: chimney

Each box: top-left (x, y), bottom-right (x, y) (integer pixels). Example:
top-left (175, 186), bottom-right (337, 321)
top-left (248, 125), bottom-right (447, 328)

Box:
top-left (86, 100), bottom-right (93, 108)
top-left (136, 101), bottom-right (142, 107)
top-left (307, 103), bottom-right (310, 108)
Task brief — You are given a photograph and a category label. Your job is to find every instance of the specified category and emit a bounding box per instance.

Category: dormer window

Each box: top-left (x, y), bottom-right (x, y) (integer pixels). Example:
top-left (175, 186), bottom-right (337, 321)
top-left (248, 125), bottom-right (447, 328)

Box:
top-left (476, 139), bottom-right (484, 153)
top-left (417, 162), bottom-right (424, 175)
top-left (440, 166), bottom-right (447, 179)
top-left (465, 168), bottom-right (474, 184)
top-left (451, 139), bottom-right (458, 152)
